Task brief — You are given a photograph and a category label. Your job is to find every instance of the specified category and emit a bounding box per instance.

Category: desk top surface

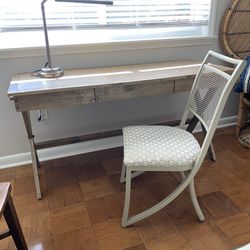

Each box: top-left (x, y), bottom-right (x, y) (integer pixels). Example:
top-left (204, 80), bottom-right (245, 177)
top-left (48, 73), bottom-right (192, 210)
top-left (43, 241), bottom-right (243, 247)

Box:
top-left (8, 60), bottom-right (201, 97)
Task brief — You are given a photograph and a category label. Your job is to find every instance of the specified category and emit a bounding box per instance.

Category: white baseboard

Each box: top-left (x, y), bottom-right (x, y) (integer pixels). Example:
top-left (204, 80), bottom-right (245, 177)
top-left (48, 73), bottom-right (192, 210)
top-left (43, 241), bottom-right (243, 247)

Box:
top-left (0, 115), bottom-right (237, 169)
top-left (0, 136), bottom-right (123, 169)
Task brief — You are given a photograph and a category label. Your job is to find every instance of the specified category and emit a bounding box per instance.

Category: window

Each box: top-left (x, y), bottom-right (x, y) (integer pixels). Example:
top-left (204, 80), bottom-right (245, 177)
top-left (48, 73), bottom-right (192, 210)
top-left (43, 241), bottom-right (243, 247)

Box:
top-left (0, 0), bottom-right (215, 48)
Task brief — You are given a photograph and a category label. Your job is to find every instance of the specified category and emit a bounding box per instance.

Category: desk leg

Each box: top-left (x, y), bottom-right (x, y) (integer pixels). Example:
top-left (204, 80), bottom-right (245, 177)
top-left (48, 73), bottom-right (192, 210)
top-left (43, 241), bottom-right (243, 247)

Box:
top-left (22, 111), bottom-right (42, 200)
top-left (187, 116), bottom-right (216, 162)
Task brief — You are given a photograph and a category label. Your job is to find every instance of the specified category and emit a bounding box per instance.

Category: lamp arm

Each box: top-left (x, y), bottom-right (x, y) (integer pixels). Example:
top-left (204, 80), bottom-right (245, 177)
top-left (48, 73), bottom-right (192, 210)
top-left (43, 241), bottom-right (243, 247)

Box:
top-left (55, 0), bottom-right (113, 5)
top-left (41, 0), bottom-right (52, 68)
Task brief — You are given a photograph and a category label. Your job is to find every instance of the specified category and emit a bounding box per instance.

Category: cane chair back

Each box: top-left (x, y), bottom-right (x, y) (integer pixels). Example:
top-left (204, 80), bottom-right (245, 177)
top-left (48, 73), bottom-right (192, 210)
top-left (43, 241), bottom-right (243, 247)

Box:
top-left (181, 51), bottom-right (246, 142)
top-left (189, 66), bottom-right (229, 129)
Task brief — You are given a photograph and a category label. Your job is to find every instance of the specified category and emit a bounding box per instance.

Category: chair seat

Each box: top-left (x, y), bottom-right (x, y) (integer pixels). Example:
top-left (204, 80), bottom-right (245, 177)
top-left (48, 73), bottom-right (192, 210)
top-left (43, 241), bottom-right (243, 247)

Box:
top-left (123, 126), bottom-right (200, 169)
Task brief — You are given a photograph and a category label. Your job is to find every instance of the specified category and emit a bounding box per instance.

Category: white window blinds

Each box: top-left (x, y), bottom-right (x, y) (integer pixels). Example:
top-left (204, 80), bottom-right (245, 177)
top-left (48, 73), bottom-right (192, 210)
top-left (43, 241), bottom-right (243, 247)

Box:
top-left (0, 0), bottom-right (212, 32)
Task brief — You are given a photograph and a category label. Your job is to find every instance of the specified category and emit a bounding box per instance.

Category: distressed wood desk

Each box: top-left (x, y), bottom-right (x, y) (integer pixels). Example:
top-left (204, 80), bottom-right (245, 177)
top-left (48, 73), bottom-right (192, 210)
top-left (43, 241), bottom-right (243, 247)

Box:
top-left (8, 60), bottom-right (226, 199)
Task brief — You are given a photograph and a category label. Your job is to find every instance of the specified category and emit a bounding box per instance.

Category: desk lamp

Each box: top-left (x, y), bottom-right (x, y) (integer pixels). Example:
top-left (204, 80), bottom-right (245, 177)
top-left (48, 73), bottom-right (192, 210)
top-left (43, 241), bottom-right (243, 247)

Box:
top-left (39, 0), bottom-right (113, 78)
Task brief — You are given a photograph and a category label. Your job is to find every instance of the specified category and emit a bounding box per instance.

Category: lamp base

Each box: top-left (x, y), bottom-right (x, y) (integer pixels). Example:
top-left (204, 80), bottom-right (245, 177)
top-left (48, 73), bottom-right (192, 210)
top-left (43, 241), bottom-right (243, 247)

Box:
top-left (38, 67), bottom-right (64, 78)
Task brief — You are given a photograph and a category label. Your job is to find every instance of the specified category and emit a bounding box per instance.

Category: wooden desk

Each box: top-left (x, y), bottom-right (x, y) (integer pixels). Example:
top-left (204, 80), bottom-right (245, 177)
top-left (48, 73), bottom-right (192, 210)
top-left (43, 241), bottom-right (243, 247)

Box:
top-left (8, 60), bottom-right (227, 199)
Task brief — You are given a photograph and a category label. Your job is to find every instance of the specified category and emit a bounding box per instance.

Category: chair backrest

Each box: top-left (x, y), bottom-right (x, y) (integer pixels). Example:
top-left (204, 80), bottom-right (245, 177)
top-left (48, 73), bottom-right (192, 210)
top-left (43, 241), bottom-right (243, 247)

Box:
top-left (180, 50), bottom-right (246, 171)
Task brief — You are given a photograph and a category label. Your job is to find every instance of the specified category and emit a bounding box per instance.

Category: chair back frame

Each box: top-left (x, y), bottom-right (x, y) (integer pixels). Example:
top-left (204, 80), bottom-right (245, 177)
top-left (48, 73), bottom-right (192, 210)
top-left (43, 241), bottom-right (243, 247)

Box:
top-left (180, 51), bottom-right (246, 178)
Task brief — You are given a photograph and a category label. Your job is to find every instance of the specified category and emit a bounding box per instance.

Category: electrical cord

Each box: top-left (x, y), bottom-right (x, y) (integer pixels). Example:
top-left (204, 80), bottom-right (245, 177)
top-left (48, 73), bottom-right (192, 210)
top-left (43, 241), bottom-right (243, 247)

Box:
top-left (31, 62), bottom-right (48, 121)
top-left (31, 62), bottom-right (48, 77)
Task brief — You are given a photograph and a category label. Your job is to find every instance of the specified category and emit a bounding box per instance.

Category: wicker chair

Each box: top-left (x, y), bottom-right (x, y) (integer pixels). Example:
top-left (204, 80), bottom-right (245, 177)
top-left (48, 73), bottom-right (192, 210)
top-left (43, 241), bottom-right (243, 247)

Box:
top-left (220, 0), bottom-right (250, 148)
top-left (236, 93), bottom-right (250, 148)
top-left (120, 51), bottom-right (246, 227)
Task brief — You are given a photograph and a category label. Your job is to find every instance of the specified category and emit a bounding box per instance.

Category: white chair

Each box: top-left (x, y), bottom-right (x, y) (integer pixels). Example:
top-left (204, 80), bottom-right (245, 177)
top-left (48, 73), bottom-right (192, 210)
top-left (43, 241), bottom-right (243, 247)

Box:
top-left (120, 50), bottom-right (246, 227)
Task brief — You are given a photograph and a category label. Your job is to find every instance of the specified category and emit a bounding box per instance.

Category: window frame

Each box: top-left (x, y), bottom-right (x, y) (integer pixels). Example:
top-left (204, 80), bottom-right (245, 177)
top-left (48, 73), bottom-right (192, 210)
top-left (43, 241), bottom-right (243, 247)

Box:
top-left (0, 0), bottom-right (218, 59)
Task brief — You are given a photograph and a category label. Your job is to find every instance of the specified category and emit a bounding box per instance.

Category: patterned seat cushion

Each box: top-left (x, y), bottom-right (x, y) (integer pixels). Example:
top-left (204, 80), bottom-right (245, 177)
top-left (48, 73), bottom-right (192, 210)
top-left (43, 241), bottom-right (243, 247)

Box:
top-left (123, 126), bottom-right (200, 169)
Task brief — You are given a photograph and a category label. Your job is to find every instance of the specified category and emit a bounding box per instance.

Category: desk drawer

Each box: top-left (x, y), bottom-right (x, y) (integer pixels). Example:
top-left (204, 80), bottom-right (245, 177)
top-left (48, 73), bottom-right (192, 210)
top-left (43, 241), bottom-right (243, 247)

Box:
top-left (175, 76), bottom-right (195, 92)
top-left (95, 79), bottom-right (174, 102)
top-left (14, 89), bottom-right (95, 111)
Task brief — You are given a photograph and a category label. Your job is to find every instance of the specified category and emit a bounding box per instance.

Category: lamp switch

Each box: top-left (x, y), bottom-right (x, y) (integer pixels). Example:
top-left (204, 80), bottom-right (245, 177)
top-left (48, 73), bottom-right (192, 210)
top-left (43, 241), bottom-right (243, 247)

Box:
top-left (37, 109), bottom-right (48, 121)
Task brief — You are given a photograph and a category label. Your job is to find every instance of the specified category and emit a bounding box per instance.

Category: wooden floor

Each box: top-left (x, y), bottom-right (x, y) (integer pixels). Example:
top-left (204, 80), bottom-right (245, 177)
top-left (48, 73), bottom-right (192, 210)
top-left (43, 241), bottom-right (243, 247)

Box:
top-left (0, 126), bottom-right (250, 250)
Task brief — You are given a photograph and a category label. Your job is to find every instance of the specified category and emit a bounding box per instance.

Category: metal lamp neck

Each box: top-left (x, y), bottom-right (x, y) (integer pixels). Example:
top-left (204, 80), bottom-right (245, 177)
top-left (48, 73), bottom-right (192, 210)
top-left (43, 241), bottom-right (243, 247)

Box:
top-left (41, 0), bottom-right (52, 68)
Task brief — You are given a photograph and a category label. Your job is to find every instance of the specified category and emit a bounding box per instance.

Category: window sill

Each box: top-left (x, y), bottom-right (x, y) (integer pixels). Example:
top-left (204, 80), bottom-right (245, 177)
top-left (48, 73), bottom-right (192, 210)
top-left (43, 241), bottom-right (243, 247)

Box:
top-left (0, 35), bottom-right (216, 60)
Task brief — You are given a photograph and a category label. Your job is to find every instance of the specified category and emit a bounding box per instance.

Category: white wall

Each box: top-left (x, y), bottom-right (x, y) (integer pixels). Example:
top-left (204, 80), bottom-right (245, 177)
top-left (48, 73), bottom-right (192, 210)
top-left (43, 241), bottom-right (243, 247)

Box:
top-left (0, 0), bottom-right (234, 160)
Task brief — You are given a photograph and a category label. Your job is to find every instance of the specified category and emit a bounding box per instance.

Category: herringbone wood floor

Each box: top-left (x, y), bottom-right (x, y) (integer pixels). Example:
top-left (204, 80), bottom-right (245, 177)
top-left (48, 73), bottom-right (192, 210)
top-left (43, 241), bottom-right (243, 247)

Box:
top-left (0, 126), bottom-right (250, 250)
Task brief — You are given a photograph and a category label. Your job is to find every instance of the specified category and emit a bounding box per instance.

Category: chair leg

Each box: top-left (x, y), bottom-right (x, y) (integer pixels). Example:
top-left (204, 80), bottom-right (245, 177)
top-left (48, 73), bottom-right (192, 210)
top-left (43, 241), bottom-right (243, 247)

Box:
top-left (121, 169), bottom-right (132, 227)
top-left (189, 180), bottom-right (205, 222)
top-left (201, 123), bottom-right (216, 162)
top-left (120, 164), bottom-right (126, 183)
top-left (236, 93), bottom-right (245, 137)
top-left (207, 142), bottom-right (216, 162)
top-left (120, 164), bottom-right (144, 183)
top-left (122, 170), bottom-right (201, 227)
top-left (3, 195), bottom-right (28, 250)
top-left (180, 171), bottom-right (186, 181)
top-left (180, 172), bottom-right (204, 221)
